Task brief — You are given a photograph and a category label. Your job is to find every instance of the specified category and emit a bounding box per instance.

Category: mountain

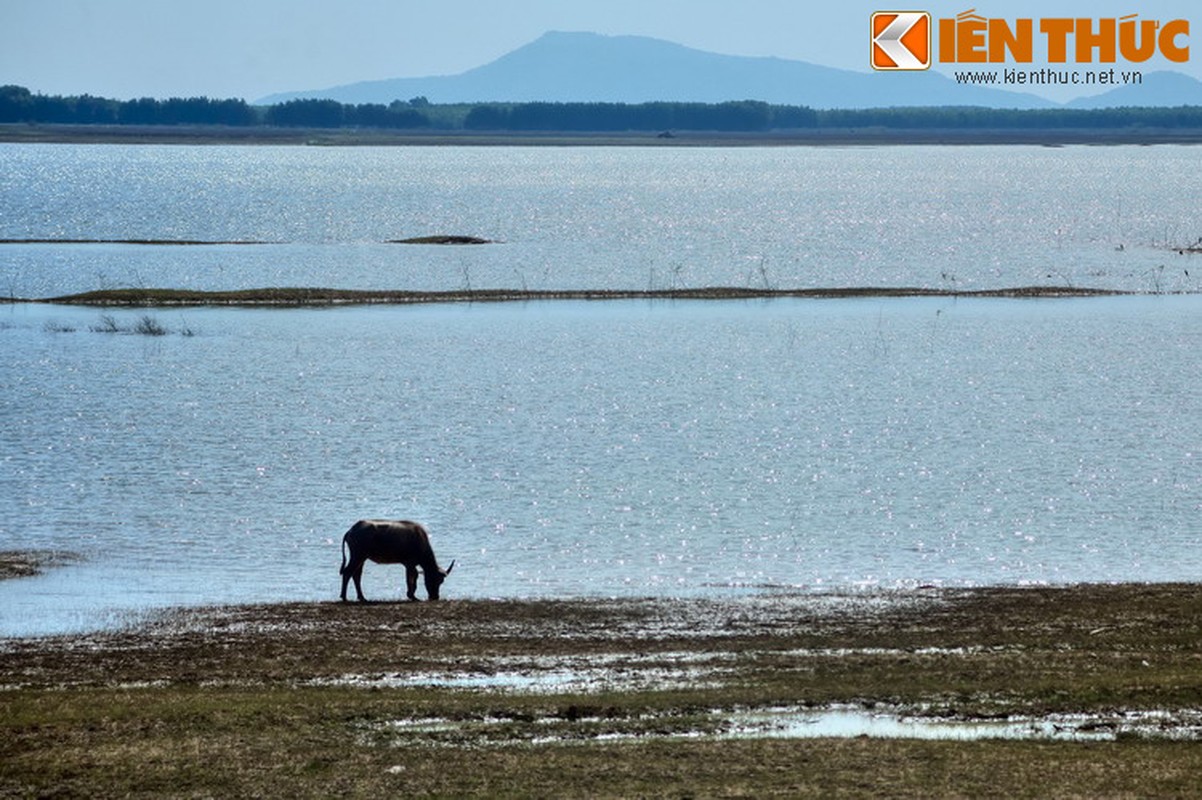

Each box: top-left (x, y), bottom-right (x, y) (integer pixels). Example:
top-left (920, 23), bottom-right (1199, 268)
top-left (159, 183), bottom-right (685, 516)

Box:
top-left (258, 31), bottom-right (1054, 109)
top-left (1066, 71), bottom-right (1202, 108)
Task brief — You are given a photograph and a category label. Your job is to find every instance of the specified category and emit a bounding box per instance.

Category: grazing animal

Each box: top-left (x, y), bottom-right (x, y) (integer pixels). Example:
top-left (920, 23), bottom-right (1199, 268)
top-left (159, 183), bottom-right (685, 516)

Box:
top-left (339, 519), bottom-right (455, 602)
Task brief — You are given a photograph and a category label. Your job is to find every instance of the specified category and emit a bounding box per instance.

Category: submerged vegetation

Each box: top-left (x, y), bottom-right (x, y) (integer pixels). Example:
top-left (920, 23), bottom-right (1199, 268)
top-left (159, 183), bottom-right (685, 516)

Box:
top-left (41, 312), bottom-right (196, 336)
top-left (2, 583), bottom-right (1201, 796)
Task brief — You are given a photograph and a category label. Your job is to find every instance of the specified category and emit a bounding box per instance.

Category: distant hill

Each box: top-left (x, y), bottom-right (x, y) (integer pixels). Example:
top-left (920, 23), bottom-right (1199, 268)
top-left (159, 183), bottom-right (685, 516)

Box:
top-left (1067, 71), bottom-right (1202, 108)
top-left (258, 31), bottom-right (1056, 109)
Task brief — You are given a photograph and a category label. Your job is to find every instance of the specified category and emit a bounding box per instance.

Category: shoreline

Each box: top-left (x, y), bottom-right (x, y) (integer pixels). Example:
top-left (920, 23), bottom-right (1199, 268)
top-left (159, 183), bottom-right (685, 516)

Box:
top-left (3, 582), bottom-right (1201, 795)
top-left (6, 122), bottom-right (1202, 147)
top-left (4, 582), bottom-right (1198, 708)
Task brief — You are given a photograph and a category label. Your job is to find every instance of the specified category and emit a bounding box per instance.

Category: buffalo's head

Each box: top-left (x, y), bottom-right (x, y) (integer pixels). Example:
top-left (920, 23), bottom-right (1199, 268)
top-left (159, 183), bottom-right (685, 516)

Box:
top-left (424, 559), bottom-right (455, 600)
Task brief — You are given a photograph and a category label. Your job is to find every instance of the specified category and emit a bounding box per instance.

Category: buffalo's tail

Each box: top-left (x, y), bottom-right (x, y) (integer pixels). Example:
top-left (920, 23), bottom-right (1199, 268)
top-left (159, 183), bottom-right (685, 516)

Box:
top-left (339, 532), bottom-right (348, 575)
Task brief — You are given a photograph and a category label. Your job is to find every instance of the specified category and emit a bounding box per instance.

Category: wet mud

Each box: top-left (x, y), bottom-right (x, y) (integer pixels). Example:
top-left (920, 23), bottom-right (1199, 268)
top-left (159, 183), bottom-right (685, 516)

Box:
top-left (5, 583), bottom-right (1202, 797)
top-left (4, 583), bottom-right (1201, 740)
top-left (0, 550), bottom-right (80, 581)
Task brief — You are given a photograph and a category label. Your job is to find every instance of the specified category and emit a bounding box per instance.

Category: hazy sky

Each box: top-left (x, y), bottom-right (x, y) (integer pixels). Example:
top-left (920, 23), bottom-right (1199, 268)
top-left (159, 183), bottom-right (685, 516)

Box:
top-left (2, 0), bottom-right (1198, 102)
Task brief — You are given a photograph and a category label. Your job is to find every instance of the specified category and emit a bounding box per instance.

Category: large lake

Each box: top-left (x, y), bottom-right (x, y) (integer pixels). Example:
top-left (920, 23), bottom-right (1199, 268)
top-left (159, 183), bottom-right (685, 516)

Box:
top-left (2, 144), bottom-right (1200, 636)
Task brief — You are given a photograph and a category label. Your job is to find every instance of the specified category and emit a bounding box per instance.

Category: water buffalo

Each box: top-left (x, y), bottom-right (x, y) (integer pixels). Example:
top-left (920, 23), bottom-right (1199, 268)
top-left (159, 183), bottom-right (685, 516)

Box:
top-left (339, 519), bottom-right (455, 602)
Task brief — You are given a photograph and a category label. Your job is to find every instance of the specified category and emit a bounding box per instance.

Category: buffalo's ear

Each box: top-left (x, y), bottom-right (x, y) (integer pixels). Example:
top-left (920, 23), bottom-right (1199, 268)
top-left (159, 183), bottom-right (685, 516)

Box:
top-left (445, 560), bottom-right (456, 576)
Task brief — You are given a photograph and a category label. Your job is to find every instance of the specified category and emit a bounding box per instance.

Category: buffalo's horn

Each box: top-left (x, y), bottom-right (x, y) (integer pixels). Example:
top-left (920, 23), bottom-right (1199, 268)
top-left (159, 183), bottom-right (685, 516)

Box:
top-left (445, 559), bottom-right (456, 575)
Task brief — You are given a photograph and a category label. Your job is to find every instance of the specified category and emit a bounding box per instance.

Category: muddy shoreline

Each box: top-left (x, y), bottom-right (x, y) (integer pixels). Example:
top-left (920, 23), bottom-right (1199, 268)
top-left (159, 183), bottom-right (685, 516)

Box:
top-left (4, 582), bottom-right (1202, 796)
top-left (0, 550), bottom-right (79, 581)
top-left (5, 583), bottom-right (1200, 716)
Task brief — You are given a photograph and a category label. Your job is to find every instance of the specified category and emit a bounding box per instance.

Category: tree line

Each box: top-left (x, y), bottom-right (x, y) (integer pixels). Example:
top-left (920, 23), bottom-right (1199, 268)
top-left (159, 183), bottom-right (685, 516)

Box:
top-left (4, 84), bottom-right (1202, 132)
top-left (0, 86), bottom-right (433, 129)
top-left (0, 86), bottom-right (262, 127)
top-left (463, 100), bottom-right (816, 131)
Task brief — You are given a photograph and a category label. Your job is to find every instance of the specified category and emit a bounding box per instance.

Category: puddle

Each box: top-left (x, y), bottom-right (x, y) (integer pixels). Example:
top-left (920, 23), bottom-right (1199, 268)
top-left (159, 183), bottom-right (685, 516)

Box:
top-left (727, 707), bottom-right (1117, 741)
top-left (327, 655), bottom-right (1202, 744)
top-left (319, 666), bottom-right (719, 694)
top-left (318, 647), bottom-right (1010, 697)
top-left (313, 651), bottom-right (734, 694)
top-left (365, 706), bottom-right (1202, 747)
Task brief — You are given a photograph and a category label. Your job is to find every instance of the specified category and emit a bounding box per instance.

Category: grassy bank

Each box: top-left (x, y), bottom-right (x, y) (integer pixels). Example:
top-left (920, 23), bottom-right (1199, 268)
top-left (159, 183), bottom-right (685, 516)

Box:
top-left (18, 284), bottom-right (1132, 308)
top-left (3, 583), bottom-right (1201, 796)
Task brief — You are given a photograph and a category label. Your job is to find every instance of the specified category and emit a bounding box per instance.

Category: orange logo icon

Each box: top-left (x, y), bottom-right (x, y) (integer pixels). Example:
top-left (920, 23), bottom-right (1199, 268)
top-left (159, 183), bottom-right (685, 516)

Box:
top-left (871, 11), bottom-right (932, 70)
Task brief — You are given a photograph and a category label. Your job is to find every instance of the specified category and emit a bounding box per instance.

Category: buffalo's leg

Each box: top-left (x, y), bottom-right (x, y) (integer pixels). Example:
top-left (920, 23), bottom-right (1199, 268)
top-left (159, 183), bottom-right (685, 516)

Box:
top-left (341, 557), bottom-right (367, 602)
top-left (406, 565), bottom-right (420, 600)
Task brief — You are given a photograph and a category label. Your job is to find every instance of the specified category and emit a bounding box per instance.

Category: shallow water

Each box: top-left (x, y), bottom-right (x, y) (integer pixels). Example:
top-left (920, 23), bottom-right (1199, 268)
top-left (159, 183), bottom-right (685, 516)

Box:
top-left (2, 144), bottom-right (1202, 636)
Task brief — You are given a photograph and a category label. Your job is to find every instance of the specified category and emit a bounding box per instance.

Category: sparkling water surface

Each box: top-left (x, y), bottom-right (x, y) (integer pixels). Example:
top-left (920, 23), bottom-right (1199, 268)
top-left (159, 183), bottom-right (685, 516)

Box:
top-left (2, 143), bottom-right (1198, 297)
top-left (1, 144), bottom-right (1200, 636)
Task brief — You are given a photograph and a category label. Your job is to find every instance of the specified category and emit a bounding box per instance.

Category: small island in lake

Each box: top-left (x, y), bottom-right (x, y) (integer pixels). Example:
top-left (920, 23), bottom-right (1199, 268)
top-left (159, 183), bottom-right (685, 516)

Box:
top-left (387, 235), bottom-right (494, 245)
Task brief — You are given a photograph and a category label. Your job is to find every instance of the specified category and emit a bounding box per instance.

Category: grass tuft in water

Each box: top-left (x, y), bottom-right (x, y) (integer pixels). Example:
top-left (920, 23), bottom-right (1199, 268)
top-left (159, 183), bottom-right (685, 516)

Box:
top-left (90, 314), bottom-right (123, 333)
top-left (86, 313), bottom-right (189, 336)
top-left (132, 314), bottom-right (168, 336)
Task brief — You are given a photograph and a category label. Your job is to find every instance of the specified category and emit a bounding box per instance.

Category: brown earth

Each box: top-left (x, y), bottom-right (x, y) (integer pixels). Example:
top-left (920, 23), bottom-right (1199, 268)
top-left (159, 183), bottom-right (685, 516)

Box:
top-left (3, 567), bottom-right (1202, 797)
